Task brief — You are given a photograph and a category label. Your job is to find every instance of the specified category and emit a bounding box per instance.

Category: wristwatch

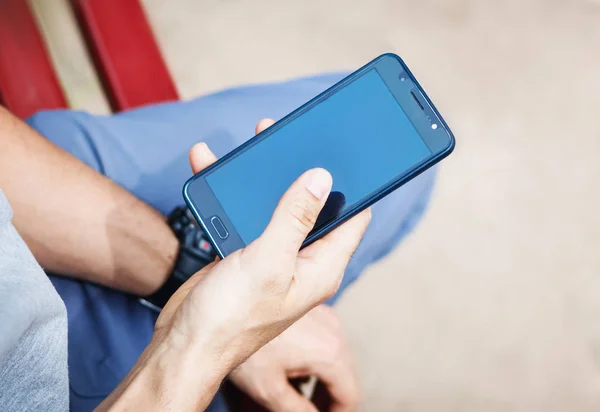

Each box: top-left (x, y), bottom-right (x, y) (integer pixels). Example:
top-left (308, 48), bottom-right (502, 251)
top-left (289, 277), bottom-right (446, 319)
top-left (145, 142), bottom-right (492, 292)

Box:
top-left (140, 206), bottom-right (217, 311)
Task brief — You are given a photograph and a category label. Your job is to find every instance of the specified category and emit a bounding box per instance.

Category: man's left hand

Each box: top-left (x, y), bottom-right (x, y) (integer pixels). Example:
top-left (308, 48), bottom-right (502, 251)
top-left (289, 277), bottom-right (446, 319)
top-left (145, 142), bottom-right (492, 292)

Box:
top-left (229, 305), bottom-right (360, 412)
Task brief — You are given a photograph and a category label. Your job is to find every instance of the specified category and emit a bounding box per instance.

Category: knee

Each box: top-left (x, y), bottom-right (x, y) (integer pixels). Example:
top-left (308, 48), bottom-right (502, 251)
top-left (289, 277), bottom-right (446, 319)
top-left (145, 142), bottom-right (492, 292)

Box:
top-left (26, 110), bottom-right (103, 172)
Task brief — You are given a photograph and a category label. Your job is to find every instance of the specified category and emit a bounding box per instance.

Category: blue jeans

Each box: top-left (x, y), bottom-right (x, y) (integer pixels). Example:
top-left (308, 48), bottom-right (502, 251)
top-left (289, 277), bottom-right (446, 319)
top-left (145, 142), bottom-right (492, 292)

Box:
top-left (27, 73), bottom-right (436, 412)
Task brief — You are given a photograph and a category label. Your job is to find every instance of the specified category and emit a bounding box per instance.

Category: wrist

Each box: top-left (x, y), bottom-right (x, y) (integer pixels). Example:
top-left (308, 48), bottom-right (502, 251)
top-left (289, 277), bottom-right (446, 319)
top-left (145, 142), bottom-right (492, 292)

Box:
top-left (98, 329), bottom-right (227, 411)
top-left (110, 210), bottom-right (178, 296)
top-left (141, 229), bottom-right (178, 295)
top-left (142, 206), bottom-right (218, 307)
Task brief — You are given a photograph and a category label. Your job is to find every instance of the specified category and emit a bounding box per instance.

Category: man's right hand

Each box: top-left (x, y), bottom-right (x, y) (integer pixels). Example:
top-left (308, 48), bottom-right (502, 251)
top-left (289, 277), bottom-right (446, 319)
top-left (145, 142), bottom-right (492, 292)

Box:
top-left (155, 137), bottom-right (371, 381)
top-left (99, 123), bottom-right (371, 411)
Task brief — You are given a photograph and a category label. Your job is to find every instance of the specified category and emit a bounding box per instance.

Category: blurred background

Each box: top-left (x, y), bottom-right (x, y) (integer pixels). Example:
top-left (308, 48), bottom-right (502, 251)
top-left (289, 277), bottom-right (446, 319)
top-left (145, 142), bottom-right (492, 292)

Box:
top-left (22, 0), bottom-right (600, 410)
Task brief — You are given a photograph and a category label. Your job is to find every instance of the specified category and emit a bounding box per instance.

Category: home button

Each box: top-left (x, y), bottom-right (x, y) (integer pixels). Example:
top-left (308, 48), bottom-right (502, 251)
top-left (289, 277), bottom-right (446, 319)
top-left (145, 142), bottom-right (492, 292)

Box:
top-left (210, 216), bottom-right (229, 239)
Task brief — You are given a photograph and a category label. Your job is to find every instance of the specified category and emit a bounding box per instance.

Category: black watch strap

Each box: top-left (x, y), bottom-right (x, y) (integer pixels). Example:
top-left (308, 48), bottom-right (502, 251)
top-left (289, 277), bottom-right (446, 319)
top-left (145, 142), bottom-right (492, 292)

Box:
top-left (142, 247), bottom-right (198, 309)
top-left (141, 206), bottom-right (216, 311)
top-left (143, 270), bottom-right (184, 310)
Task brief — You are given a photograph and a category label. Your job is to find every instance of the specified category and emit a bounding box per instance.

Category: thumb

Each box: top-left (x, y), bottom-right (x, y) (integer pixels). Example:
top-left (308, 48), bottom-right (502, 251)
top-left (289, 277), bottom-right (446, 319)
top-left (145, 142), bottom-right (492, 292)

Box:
top-left (258, 168), bottom-right (332, 260)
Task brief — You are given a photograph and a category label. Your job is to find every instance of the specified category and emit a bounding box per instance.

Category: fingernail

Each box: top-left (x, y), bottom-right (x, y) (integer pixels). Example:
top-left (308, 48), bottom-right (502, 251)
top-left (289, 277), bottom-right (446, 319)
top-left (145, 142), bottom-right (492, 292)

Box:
top-left (305, 168), bottom-right (332, 200)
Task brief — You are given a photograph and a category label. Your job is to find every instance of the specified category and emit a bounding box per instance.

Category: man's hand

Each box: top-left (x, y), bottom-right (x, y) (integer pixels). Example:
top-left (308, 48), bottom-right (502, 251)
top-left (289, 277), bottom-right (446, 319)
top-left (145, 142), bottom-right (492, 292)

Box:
top-left (230, 305), bottom-right (360, 412)
top-left (99, 119), bottom-right (370, 411)
top-left (156, 118), bottom-right (370, 363)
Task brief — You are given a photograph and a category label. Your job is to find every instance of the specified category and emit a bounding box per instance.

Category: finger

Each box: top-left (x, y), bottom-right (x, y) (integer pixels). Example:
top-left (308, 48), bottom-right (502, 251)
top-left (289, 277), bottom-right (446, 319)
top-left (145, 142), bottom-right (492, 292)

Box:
top-left (257, 168), bottom-right (332, 260)
top-left (255, 118), bottom-right (275, 134)
top-left (313, 362), bottom-right (360, 412)
top-left (263, 380), bottom-right (318, 412)
top-left (300, 208), bottom-right (371, 272)
top-left (189, 142), bottom-right (218, 175)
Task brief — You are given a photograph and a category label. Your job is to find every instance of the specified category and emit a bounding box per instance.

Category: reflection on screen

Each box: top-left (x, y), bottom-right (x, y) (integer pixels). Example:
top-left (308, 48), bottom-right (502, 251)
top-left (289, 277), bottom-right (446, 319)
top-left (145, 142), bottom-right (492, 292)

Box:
top-left (205, 69), bottom-right (431, 244)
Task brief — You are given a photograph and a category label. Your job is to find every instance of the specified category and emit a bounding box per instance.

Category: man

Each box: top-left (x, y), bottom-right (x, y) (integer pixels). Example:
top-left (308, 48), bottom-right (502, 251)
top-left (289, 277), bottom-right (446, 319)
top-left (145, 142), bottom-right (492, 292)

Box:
top-left (4, 73), bottom-right (435, 410)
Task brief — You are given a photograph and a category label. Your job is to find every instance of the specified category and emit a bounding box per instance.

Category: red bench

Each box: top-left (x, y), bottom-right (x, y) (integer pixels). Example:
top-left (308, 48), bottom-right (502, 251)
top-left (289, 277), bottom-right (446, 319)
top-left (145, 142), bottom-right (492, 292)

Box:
top-left (70, 0), bottom-right (179, 112)
top-left (0, 0), bottom-right (178, 118)
top-left (0, 0), bottom-right (68, 118)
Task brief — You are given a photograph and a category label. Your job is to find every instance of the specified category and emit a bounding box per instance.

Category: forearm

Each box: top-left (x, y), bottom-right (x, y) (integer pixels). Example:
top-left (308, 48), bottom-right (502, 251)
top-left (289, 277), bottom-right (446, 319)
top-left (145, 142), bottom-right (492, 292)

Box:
top-left (96, 331), bottom-right (227, 412)
top-left (0, 107), bottom-right (177, 295)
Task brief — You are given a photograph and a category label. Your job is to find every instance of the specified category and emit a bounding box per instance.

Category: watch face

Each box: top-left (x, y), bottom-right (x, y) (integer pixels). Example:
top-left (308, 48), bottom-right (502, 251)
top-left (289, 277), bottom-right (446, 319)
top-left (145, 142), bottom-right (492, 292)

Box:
top-left (187, 230), bottom-right (215, 262)
top-left (198, 238), bottom-right (212, 253)
top-left (194, 231), bottom-right (214, 254)
top-left (144, 206), bottom-right (219, 311)
top-left (170, 205), bottom-right (217, 268)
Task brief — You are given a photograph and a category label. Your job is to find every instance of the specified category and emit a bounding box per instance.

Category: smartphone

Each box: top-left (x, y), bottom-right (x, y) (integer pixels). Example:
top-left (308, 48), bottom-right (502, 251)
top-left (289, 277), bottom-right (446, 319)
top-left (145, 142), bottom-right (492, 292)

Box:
top-left (183, 53), bottom-right (455, 258)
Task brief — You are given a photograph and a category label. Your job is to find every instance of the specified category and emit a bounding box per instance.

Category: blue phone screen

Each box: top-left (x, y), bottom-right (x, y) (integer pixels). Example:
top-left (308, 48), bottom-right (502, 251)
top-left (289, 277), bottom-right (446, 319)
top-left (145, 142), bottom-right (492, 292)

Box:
top-left (205, 69), bottom-right (431, 244)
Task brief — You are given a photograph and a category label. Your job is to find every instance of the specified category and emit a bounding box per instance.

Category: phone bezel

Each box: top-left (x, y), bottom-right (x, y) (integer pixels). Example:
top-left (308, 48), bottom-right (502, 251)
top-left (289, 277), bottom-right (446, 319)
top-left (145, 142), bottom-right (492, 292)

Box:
top-left (183, 53), bottom-right (456, 258)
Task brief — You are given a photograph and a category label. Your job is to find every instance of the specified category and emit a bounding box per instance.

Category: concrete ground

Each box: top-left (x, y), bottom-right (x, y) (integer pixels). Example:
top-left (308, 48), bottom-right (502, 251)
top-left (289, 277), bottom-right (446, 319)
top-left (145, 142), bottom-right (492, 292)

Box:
top-left (31, 0), bottom-right (600, 410)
